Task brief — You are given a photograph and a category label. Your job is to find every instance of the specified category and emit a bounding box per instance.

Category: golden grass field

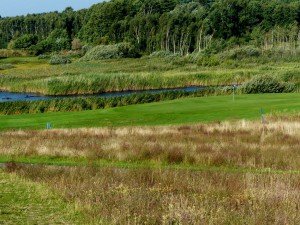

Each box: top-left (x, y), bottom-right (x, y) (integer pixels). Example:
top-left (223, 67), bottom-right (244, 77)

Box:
top-left (1, 116), bottom-right (300, 224)
top-left (2, 115), bottom-right (300, 170)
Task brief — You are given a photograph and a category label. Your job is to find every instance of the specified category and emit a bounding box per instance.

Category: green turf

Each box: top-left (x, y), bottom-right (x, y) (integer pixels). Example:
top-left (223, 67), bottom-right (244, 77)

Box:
top-left (1, 156), bottom-right (299, 175)
top-left (0, 93), bottom-right (300, 130)
top-left (0, 170), bottom-right (83, 224)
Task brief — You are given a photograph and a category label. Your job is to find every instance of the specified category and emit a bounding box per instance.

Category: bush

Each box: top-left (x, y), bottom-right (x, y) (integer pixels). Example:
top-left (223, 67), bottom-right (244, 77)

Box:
top-left (150, 51), bottom-right (179, 58)
top-left (71, 38), bottom-right (82, 50)
top-left (0, 49), bottom-right (33, 57)
top-left (221, 46), bottom-right (261, 60)
top-left (12, 34), bottom-right (38, 49)
top-left (65, 50), bottom-right (83, 58)
top-left (34, 40), bottom-right (53, 55)
top-left (197, 55), bottom-right (220, 67)
top-left (241, 76), bottom-right (290, 94)
top-left (37, 54), bottom-right (50, 59)
top-left (49, 55), bottom-right (71, 65)
top-left (79, 42), bottom-right (139, 61)
top-left (280, 71), bottom-right (300, 82)
top-left (82, 44), bottom-right (93, 54)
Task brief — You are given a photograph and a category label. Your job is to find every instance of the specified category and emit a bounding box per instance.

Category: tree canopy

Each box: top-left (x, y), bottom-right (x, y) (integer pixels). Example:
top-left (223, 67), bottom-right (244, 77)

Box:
top-left (1, 0), bottom-right (300, 55)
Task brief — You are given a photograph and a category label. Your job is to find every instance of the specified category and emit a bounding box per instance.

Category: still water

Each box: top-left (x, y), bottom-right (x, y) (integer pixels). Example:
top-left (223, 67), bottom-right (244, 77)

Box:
top-left (0, 86), bottom-right (207, 102)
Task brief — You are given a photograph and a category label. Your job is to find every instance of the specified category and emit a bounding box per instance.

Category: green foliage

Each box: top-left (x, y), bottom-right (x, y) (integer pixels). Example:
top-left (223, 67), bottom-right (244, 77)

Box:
top-left (47, 29), bottom-right (71, 51)
top-left (1, 0), bottom-right (300, 57)
top-left (0, 49), bottom-right (33, 57)
top-left (12, 34), bottom-right (38, 49)
top-left (150, 51), bottom-right (179, 58)
top-left (81, 44), bottom-right (93, 54)
top-left (242, 75), bottom-right (294, 94)
top-left (79, 43), bottom-right (139, 61)
top-left (49, 55), bottom-right (71, 65)
top-left (220, 46), bottom-right (261, 60)
top-left (34, 40), bottom-right (53, 55)
top-left (37, 54), bottom-right (50, 59)
top-left (197, 55), bottom-right (220, 67)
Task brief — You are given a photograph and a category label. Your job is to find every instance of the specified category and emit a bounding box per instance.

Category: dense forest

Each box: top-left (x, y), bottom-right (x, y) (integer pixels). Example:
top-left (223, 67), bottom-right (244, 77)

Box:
top-left (1, 0), bottom-right (300, 55)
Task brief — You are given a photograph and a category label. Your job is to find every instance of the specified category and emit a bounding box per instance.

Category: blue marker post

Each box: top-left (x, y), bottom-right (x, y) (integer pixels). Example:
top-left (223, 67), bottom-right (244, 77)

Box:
top-left (46, 122), bottom-right (51, 129)
top-left (260, 108), bottom-right (265, 126)
top-left (232, 84), bottom-right (236, 101)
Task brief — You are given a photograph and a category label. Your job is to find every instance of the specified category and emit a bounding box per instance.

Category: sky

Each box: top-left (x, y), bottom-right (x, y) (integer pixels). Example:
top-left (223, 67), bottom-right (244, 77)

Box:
top-left (1, 0), bottom-right (104, 17)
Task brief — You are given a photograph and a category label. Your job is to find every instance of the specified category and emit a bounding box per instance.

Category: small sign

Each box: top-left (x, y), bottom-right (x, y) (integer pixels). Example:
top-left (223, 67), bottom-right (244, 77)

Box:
top-left (46, 122), bottom-right (52, 129)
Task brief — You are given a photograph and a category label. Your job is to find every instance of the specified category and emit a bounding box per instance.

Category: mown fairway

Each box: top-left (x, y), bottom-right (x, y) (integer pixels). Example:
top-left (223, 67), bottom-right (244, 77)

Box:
top-left (0, 93), bottom-right (300, 130)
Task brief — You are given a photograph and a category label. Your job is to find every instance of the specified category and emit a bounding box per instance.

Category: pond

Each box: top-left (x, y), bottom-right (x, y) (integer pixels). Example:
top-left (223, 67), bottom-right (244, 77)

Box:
top-left (0, 86), bottom-right (208, 102)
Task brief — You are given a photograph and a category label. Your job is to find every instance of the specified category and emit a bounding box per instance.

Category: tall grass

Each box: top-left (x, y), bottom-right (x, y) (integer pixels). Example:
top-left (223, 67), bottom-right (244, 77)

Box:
top-left (2, 118), bottom-right (300, 170)
top-left (2, 118), bottom-right (300, 223)
top-left (1, 56), bottom-right (300, 95)
top-left (0, 88), bottom-right (225, 115)
top-left (13, 165), bottom-right (300, 224)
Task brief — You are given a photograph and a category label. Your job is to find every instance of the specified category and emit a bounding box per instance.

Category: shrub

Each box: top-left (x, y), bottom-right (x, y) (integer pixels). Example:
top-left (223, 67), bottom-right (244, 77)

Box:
top-left (221, 46), bottom-right (261, 60)
top-left (79, 42), bottom-right (138, 61)
top-left (47, 29), bottom-right (71, 51)
top-left (37, 54), bottom-right (50, 59)
top-left (81, 44), bottom-right (93, 54)
top-left (49, 55), bottom-right (71, 65)
top-left (12, 34), bottom-right (38, 49)
top-left (71, 38), bottom-right (82, 50)
top-left (65, 50), bottom-right (83, 58)
top-left (150, 51), bottom-right (179, 58)
top-left (242, 76), bottom-right (287, 94)
top-left (280, 71), bottom-right (300, 82)
top-left (0, 49), bottom-right (32, 57)
top-left (34, 40), bottom-right (53, 55)
top-left (197, 55), bottom-right (220, 67)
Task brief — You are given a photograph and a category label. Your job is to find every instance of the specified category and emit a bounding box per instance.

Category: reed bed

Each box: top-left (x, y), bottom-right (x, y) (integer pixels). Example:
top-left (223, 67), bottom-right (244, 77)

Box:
top-left (1, 57), bottom-right (299, 95)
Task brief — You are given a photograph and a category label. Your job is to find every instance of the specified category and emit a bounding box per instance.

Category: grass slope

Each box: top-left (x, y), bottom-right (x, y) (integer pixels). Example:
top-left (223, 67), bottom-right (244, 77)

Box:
top-left (1, 93), bottom-right (300, 130)
top-left (0, 170), bottom-right (83, 224)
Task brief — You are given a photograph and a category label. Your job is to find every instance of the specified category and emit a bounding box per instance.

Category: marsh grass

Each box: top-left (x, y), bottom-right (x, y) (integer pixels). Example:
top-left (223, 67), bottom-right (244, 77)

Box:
top-left (0, 88), bottom-right (220, 115)
top-left (1, 118), bottom-right (300, 170)
top-left (2, 118), bottom-right (300, 224)
top-left (0, 56), bottom-right (300, 95)
top-left (13, 165), bottom-right (300, 225)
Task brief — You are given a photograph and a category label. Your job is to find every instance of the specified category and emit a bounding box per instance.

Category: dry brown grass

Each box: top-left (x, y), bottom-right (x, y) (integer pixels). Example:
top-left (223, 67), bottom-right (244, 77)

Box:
top-left (14, 165), bottom-right (300, 225)
top-left (3, 118), bottom-right (300, 224)
top-left (1, 118), bottom-right (300, 170)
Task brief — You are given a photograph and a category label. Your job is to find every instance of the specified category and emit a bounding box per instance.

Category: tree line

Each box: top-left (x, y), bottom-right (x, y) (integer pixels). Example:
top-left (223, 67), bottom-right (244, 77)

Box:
top-left (1, 0), bottom-right (300, 55)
